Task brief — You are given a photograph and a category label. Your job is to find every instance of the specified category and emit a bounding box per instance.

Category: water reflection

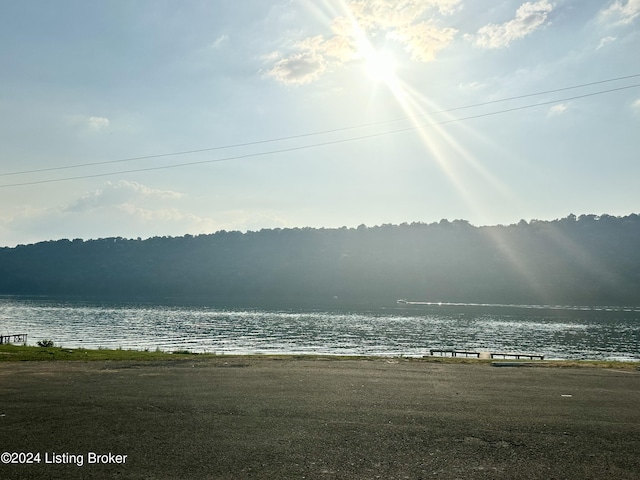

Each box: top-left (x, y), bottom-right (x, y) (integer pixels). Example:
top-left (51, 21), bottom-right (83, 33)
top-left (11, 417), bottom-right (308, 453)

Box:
top-left (0, 297), bottom-right (638, 361)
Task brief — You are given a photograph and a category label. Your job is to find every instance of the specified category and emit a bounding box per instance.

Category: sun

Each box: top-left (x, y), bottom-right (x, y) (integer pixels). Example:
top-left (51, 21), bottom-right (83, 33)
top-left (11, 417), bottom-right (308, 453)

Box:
top-left (363, 49), bottom-right (398, 85)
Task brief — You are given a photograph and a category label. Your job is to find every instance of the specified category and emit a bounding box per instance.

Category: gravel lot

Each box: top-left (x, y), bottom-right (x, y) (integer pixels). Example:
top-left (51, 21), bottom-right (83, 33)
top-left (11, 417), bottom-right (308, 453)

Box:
top-left (1, 357), bottom-right (639, 479)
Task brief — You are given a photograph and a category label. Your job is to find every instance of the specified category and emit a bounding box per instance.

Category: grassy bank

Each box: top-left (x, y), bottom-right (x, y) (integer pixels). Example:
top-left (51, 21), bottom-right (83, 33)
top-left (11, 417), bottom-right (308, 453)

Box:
top-left (0, 343), bottom-right (202, 361)
top-left (0, 344), bottom-right (637, 369)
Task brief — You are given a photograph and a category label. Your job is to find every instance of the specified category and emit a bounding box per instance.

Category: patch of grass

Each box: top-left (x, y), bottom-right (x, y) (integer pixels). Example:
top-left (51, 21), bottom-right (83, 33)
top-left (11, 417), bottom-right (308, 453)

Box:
top-left (0, 344), bottom-right (207, 362)
top-left (0, 344), bottom-right (637, 369)
top-left (531, 359), bottom-right (640, 370)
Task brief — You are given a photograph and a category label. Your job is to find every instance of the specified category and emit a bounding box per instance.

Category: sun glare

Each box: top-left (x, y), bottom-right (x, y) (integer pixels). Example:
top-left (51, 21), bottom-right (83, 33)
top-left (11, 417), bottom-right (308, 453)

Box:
top-left (363, 49), bottom-right (397, 84)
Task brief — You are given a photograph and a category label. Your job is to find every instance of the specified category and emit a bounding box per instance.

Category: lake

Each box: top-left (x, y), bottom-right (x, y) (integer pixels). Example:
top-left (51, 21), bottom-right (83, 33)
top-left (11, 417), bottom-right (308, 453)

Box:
top-left (1, 297), bottom-right (638, 361)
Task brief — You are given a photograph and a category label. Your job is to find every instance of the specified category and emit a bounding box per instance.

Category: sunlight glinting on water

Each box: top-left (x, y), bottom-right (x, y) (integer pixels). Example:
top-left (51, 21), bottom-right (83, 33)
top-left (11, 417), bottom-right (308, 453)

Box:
top-left (1, 298), bottom-right (638, 360)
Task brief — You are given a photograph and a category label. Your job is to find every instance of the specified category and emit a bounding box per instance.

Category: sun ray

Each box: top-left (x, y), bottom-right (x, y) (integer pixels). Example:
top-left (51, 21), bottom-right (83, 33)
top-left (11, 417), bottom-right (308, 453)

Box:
top-left (324, 0), bottom-right (522, 220)
top-left (375, 76), bottom-right (479, 212)
top-left (400, 83), bottom-right (515, 198)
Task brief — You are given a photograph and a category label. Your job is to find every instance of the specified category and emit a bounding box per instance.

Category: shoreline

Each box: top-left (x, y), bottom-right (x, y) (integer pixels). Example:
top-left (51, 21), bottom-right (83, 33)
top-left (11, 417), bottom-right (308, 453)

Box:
top-left (1, 344), bottom-right (638, 370)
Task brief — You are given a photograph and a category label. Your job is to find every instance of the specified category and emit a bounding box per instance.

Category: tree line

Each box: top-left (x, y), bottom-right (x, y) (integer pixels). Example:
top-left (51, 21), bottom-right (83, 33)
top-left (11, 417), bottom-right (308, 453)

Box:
top-left (1, 214), bottom-right (639, 306)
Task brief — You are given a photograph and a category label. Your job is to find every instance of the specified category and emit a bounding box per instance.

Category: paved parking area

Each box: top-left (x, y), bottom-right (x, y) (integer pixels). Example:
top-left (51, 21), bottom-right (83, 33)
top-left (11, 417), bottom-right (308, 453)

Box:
top-left (1, 358), bottom-right (639, 479)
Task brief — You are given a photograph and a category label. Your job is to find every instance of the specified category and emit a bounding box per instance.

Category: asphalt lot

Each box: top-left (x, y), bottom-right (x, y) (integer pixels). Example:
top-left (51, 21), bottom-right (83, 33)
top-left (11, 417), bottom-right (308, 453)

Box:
top-left (1, 358), bottom-right (639, 479)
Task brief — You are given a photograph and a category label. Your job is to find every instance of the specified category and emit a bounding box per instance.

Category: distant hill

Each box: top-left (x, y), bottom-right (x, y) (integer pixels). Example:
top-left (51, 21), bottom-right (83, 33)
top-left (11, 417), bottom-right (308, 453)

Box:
top-left (1, 214), bottom-right (639, 306)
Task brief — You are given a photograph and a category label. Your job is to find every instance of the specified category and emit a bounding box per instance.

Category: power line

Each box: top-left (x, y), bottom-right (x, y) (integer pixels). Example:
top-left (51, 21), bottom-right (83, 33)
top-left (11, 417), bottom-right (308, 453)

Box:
top-left (2, 73), bottom-right (640, 178)
top-left (1, 83), bottom-right (639, 189)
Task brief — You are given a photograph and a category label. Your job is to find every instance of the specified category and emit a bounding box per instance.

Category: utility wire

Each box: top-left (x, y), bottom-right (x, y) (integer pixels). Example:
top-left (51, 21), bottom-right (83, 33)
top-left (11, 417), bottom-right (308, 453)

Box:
top-left (1, 83), bottom-right (639, 189)
top-left (2, 73), bottom-right (640, 178)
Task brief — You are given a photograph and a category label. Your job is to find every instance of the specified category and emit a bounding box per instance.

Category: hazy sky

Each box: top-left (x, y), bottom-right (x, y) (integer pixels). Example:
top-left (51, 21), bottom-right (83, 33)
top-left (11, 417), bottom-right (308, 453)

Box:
top-left (1, 0), bottom-right (639, 246)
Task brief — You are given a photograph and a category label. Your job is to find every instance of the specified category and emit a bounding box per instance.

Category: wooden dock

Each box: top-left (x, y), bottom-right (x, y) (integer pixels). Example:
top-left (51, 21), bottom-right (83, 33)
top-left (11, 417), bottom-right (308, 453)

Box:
top-left (0, 333), bottom-right (28, 345)
top-left (429, 349), bottom-right (544, 360)
top-left (429, 349), bottom-right (482, 358)
top-left (490, 351), bottom-right (544, 360)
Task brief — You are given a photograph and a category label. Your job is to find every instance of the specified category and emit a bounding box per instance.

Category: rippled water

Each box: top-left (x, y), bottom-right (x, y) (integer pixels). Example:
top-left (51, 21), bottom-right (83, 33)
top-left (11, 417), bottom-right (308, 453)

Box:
top-left (1, 297), bottom-right (638, 361)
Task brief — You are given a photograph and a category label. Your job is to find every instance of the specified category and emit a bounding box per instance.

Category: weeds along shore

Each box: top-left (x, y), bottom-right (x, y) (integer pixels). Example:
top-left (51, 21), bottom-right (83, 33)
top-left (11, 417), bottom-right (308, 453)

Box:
top-left (1, 344), bottom-right (638, 370)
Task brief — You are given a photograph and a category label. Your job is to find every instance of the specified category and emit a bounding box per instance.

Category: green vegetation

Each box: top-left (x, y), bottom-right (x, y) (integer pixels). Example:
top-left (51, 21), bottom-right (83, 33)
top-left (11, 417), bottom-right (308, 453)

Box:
top-left (0, 344), bottom-right (637, 370)
top-left (1, 214), bottom-right (639, 306)
top-left (0, 344), bottom-right (205, 362)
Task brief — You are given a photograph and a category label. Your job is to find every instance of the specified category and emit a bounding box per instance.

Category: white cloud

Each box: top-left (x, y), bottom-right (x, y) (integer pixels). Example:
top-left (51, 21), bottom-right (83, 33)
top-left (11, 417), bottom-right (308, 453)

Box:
top-left (547, 103), bottom-right (568, 117)
top-left (0, 195), bottom-right (294, 246)
top-left (210, 34), bottom-right (229, 49)
top-left (348, 0), bottom-right (461, 30)
top-left (319, 34), bottom-right (359, 63)
top-left (473, 0), bottom-right (554, 49)
top-left (389, 21), bottom-right (458, 61)
top-left (0, 181), bottom-right (220, 245)
top-left (65, 115), bottom-right (111, 132)
top-left (88, 116), bottom-right (110, 131)
top-left (596, 35), bottom-right (617, 50)
top-left (265, 0), bottom-right (460, 85)
top-left (262, 51), bottom-right (281, 62)
top-left (266, 51), bottom-right (327, 85)
top-left (458, 81), bottom-right (485, 91)
top-left (265, 33), bottom-right (361, 85)
top-left (599, 0), bottom-right (640, 26)
top-left (119, 180), bottom-right (183, 200)
top-left (116, 203), bottom-right (215, 228)
top-left (66, 180), bottom-right (183, 213)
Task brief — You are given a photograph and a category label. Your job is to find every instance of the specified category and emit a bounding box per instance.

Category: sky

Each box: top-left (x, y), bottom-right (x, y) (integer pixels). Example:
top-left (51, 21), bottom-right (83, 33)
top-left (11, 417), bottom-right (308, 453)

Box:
top-left (1, 0), bottom-right (639, 247)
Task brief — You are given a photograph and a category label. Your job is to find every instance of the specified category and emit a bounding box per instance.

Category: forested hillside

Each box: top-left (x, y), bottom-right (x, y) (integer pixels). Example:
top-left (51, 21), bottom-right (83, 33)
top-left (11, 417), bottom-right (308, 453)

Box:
top-left (1, 214), bottom-right (639, 306)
